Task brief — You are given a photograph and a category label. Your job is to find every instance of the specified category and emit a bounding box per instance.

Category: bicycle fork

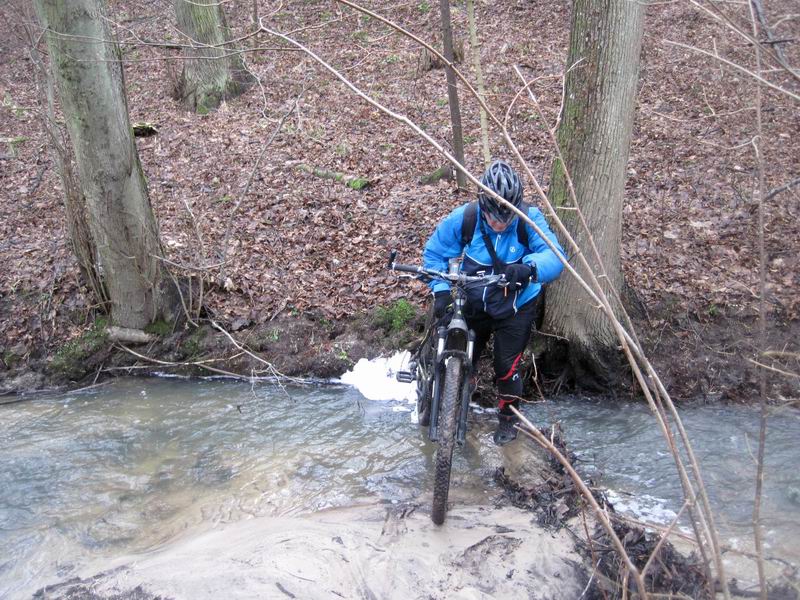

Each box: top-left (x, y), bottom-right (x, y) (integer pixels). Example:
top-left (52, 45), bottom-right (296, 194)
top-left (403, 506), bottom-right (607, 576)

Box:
top-left (428, 327), bottom-right (475, 444)
top-left (456, 331), bottom-right (475, 445)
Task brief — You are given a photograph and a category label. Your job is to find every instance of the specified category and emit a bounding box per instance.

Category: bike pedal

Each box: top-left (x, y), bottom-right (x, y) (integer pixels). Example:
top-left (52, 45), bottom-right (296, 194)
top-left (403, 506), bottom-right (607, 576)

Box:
top-left (396, 370), bottom-right (415, 383)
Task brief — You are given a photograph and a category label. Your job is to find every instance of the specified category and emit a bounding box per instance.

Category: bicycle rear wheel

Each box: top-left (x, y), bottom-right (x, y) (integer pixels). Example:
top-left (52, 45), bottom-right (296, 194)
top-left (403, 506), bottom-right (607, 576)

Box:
top-left (431, 357), bottom-right (463, 525)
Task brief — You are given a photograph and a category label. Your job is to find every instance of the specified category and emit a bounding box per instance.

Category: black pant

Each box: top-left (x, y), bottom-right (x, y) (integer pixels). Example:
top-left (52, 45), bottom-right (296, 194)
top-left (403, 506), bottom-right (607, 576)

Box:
top-left (466, 297), bottom-right (539, 411)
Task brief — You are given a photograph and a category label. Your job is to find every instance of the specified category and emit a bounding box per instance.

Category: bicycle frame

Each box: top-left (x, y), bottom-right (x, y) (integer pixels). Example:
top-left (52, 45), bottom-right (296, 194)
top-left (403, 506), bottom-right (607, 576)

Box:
top-left (389, 250), bottom-right (507, 442)
top-left (389, 250), bottom-right (507, 524)
top-left (428, 258), bottom-right (475, 444)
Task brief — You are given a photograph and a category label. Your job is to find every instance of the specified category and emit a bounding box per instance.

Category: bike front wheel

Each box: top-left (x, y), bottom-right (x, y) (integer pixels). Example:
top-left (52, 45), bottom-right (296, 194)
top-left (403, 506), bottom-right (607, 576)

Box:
top-left (431, 357), bottom-right (463, 525)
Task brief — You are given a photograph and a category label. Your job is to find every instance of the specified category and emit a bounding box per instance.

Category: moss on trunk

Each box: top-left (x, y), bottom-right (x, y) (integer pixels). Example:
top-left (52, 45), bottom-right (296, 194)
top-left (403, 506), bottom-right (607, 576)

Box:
top-left (542, 0), bottom-right (646, 390)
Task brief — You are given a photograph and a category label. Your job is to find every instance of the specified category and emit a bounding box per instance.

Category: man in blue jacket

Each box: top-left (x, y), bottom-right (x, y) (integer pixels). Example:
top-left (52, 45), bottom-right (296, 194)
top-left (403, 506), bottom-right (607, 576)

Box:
top-left (423, 160), bottom-right (566, 445)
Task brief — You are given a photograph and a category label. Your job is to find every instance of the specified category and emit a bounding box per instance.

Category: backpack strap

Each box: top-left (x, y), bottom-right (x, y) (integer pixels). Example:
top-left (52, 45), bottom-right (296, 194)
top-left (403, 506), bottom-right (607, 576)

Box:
top-left (479, 217), bottom-right (506, 273)
top-left (460, 201), bottom-right (478, 248)
top-left (516, 202), bottom-right (529, 250)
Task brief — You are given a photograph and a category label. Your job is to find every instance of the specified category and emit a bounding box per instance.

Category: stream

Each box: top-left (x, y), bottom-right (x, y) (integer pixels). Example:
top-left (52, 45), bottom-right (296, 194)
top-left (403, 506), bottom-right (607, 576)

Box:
top-left (1, 369), bottom-right (798, 598)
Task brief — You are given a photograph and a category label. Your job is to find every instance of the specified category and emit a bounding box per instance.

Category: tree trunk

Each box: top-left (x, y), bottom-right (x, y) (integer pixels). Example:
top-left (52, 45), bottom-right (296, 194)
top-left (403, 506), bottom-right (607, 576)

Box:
top-left (542, 0), bottom-right (645, 389)
top-left (174, 0), bottom-right (252, 113)
top-left (29, 29), bottom-right (108, 310)
top-left (439, 0), bottom-right (466, 189)
top-left (466, 0), bottom-right (491, 167)
top-left (34, 0), bottom-right (177, 330)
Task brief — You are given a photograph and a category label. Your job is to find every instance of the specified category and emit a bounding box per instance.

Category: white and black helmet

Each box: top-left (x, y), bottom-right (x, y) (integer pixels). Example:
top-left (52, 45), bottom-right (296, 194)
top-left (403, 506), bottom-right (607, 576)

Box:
top-left (478, 159), bottom-right (523, 224)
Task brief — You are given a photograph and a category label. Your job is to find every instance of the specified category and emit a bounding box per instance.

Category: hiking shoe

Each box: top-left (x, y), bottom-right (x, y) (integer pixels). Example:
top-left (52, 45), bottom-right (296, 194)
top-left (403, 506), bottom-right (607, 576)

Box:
top-left (493, 413), bottom-right (519, 446)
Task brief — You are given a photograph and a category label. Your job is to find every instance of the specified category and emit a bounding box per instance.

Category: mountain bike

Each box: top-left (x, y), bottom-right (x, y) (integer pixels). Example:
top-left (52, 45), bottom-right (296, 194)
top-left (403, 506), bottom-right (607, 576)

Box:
top-left (388, 250), bottom-right (507, 524)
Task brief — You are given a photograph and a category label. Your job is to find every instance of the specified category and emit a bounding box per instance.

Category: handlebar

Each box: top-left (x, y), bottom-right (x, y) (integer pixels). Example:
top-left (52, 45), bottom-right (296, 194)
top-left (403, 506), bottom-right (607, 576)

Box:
top-left (388, 250), bottom-right (508, 288)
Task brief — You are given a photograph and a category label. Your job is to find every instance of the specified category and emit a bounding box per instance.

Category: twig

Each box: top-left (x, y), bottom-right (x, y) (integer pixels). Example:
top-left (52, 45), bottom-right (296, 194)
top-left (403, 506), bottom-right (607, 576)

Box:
top-left (749, 4), bottom-right (770, 595)
top-left (578, 561), bottom-right (599, 600)
top-left (763, 350), bottom-right (799, 358)
top-left (218, 92), bottom-right (303, 284)
top-left (581, 507), bottom-right (610, 600)
top-left (209, 320), bottom-right (311, 386)
top-left (687, 0), bottom-right (799, 84)
top-left (762, 176), bottom-right (800, 202)
top-left (0, 381), bottom-right (112, 405)
top-left (513, 408), bottom-right (649, 600)
top-left (115, 342), bottom-right (312, 384)
top-left (153, 255), bottom-right (226, 271)
top-left (663, 39), bottom-right (800, 102)
top-left (513, 65), bottom-right (719, 585)
top-left (642, 499), bottom-right (691, 578)
top-left (748, 359), bottom-right (800, 379)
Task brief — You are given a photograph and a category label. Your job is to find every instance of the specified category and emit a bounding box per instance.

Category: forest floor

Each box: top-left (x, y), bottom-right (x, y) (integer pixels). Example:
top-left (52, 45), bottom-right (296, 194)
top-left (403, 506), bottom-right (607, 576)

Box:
top-left (0, 0), bottom-right (798, 404)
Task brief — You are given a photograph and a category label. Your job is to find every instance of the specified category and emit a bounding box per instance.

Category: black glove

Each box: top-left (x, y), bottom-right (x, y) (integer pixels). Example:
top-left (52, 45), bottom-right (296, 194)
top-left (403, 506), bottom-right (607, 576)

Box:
top-left (433, 291), bottom-right (452, 318)
top-left (504, 263), bottom-right (535, 289)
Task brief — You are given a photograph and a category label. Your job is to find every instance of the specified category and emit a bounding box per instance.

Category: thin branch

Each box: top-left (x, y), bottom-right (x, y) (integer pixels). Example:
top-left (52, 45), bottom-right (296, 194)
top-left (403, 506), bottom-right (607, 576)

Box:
top-left (688, 0), bottom-right (799, 84)
top-left (642, 500), bottom-right (691, 578)
top-left (218, 92), bottom-right (303, 284)
top-left (152, 255), bottom-right (226, 271)
top-left (512, 65), bottom-right (719, 588)
top-left (209, 320), bottom-right (311, 386)
top-left (664, 39), bottom-right (800, 102)
top-left (748, 359), bottom-right (800, 379)
top-left (513, 411), bottom-right (649, 600)
top-left (749, 3), bottom-right (769, 595)
top-left (763, 176), bottom-right (800, 202)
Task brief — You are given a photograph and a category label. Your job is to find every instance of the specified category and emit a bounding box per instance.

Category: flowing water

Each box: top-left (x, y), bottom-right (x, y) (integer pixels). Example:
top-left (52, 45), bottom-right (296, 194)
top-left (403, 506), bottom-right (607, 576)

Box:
top-left (1, 372), bottom-right (798, 598)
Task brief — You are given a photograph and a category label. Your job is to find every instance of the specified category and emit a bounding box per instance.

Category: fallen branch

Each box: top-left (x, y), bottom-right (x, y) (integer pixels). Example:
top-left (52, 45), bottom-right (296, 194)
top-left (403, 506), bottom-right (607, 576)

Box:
top-left (106, 326), bottom-right (155, 344)
top-left (748, 358), bottom-right (800, 379)
top-left (763, 176), bottom-right (800, 203)
top-left (298, 164), bottom-right (373, 190)
top-left (512, 408), bottom-right (649, 600)
top-left (115, 342), bottom-right (321, 385)
top-left (209, 320), bottom-right (316, 386)
top-left (0, 381), bottom-right (112, 405)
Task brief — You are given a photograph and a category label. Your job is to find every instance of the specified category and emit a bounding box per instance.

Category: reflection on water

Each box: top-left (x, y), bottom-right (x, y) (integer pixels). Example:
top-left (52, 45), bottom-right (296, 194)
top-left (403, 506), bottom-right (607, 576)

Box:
top-left (1, 379), bottom-right (798, 597)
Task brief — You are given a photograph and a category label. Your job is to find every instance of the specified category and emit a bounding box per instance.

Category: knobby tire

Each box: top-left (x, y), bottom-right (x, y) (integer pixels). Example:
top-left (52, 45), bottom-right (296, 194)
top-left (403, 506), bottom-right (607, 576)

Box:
top-left (431, 357), bottom-right (462, 525)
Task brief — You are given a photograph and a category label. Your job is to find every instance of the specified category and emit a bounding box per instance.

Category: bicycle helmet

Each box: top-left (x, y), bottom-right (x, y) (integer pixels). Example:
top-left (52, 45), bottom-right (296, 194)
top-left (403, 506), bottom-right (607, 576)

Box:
top-left (477, 159), bottom-right (523, 224)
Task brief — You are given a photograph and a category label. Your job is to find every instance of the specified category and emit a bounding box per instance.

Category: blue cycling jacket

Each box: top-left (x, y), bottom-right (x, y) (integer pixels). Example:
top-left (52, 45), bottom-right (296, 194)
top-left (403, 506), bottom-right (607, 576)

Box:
top-left (423, 203), bottom-right (566, 319)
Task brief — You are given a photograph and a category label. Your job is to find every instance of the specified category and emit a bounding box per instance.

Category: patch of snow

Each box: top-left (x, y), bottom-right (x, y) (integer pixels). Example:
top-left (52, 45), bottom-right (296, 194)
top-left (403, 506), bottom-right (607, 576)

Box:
top-left (339, 352), bottom-right (416, 403)
top-left (605, 489), bottom-right (678, 526)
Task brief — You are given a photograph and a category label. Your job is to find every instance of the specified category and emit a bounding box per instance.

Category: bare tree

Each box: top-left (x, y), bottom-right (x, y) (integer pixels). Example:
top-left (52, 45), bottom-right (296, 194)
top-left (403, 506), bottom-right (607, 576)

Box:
top-left (466, 0), bottom-right (491, 166)
top-left (542, 0), bottom-right (646, 389)
top-left (174, 0), bottom-right (252, 113)
top-left (439, 0), bottom-right (466, 189)
top-left (25, 13), bottom-right (108, 311)
top-left (34, 0), bottom-right (177, 330)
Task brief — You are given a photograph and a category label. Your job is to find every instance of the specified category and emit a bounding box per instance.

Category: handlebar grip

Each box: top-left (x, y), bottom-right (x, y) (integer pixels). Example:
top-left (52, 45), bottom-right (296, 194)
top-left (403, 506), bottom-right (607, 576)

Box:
top-left (393, 263), bottom-right (422, 274)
